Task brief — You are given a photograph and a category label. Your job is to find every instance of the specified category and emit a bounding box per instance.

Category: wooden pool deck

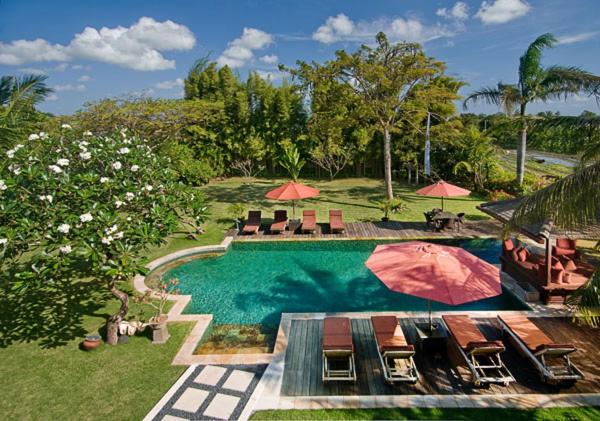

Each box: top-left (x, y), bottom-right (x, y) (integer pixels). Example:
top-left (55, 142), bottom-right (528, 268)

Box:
top-left (232, 220), bottom-right (502, 241)
top-left (281, 317), bottom-right (600, 397)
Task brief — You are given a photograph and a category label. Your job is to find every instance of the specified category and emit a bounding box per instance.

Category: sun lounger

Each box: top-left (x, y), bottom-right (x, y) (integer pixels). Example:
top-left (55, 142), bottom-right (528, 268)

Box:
top-left (371, 316), bottom-right (418, 384)
top-left (302, 210), bottom-right (317, 233)
top-left (443, 315), bottom-right (514, 386)
top-left (270, 210), bottom-right (288, 234)
top-left (242, 210), bottom-right (261, 234)
top-left (498, 315), bottom-right (583, 384)
top-left (322, 317), bottom-right (356, 382)
top-left (329, 209), bottom-right (345, 233)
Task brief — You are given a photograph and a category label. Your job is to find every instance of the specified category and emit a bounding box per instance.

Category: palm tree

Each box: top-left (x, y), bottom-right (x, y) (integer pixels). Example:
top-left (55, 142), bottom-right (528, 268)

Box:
top-left (0, 74), bottom-right (53, 146)
top-left (464, 33), bottom-right (600, 185)
top-left (507, 161), bottom-right (600, 326)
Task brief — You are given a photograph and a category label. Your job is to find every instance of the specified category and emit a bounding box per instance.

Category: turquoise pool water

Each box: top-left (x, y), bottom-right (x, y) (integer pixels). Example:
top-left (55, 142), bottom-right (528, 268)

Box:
top-left (166, 239), bottom-right (528, 326)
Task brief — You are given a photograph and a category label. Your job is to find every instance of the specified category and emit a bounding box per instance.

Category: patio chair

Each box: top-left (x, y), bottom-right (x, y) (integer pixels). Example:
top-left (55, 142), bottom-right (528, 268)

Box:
top-left (322, 317), bottom-right (356, 382)
top-left (301, 210), bottom-right (317, 233)
top-left (443, 315), bottom-right (514, 387)
top-left (329, 209), bottom-right (345, 233)
top-left (498, 315), bottom-right (583, 384)
top-left (453, 212), bottom-right (466, 232)
top-left (371, 316), bottom-right (418, 384)
top-left (431, 208), bottom-right (442, 214)
top-left (424, 212), bottom-right (440, 232)
top-left (269, 210), bottom-right (288, 234)
top-left (242, 210), bottom-right (261, 234)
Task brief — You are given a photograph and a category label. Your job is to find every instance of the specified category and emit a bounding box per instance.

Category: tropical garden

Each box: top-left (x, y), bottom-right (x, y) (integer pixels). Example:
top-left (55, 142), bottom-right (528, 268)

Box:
top-left (1, 32), bottom-right (599, 419)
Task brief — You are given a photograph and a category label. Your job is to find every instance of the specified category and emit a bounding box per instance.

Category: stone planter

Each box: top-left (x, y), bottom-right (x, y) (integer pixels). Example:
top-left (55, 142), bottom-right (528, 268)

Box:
top-left (150, 315), bottom-right (170, 344)
top-left (82, 334), bottom-right (102, 351)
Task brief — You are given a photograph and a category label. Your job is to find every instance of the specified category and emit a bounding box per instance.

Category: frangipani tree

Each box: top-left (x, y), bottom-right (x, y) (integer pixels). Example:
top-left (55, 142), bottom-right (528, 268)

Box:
top-left (464, 33), bottom-right (600, 185)
top-left (0, 126), bottom-right (208, 345)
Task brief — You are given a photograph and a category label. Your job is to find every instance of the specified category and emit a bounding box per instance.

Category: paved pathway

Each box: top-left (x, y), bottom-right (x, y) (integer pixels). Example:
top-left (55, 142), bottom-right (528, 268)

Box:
top-left (145, 364), bottom-right (267, 421)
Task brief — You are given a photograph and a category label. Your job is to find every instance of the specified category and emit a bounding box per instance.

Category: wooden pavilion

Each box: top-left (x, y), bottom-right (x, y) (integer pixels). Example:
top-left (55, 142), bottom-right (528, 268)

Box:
top-left (478, 198), bottom-right (599, 304)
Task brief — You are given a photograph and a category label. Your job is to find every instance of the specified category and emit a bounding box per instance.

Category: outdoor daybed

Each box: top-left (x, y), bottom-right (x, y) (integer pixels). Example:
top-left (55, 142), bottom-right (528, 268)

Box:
top-left (242, 210), bottom-right (261, 234)
top-left (498, 315), bottom-right (583, 384)
top-left (371, 316), bottom-right (418, 384)
top-left (322, 317), bottom-right (356, 382)
top-left (443, 315), bottom-right (514, 387)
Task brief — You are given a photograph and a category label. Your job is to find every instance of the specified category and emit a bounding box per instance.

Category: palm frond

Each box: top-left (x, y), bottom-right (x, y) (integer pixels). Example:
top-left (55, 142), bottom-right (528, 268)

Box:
top-left (507, 162), bottom-right (600, 231)
top-left (567, 270), bottom-right (600, 327)
top-left (540, 65), bottom-right (600, 101)
top-left (518, 33), bottom-right (557, 88)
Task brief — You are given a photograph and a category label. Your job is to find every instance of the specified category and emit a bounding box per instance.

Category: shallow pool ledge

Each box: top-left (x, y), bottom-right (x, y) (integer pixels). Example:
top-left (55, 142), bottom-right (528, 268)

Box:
top-left (133, 235), bottom-right (235, 366)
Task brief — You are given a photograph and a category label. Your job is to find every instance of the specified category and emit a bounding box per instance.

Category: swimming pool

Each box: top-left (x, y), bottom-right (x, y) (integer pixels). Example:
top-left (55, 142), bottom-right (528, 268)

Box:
top-left (165, 239), bottom-right (528, 326)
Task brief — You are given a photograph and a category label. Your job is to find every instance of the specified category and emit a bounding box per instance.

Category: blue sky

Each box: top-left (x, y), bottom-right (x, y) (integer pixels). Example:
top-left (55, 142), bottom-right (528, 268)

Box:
top-left (1, 0), bottom-right (599, 115)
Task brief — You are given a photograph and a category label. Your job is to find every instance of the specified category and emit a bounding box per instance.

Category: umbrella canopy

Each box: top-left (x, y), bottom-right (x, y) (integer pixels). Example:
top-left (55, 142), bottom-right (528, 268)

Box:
top-left (265, 181), bottom-right (320, 219)
top-left (365, 241), bottom-right (500, 306)
top-left (416, 180), bottom-right (471, 210)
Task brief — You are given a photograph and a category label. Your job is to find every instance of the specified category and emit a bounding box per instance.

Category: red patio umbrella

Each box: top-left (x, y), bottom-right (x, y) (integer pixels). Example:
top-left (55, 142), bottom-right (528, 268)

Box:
top-left (416, 180), bottom-right (471, 210)
top-left (365, 241), bottom-right (501, 331)
top-left (265, 181), bottom-right (320, 219)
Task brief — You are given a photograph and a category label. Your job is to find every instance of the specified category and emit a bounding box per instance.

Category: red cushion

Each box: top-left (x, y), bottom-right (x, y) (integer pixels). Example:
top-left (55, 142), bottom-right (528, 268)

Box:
top-left (517, 248), bottom-right (528, 262)
top-left (552, 258), bottom-right (564, 270)
top-left (550, 268), bottom-right (564, 284)
top-left (564, 259), bottom-right (577, 271)
top-left (556, 238), bottom-right (576, 250)
top-left (502, 239), bottom-right (515, 253)
top-left (511, 246), bottom-right (523, 261)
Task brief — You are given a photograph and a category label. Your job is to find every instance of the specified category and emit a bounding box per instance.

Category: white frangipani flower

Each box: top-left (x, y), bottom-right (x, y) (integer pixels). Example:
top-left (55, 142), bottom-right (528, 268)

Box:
top-left (79, 213), bottom-right (93, 223)
top-left (114, 231), bottom-right (124, 239)
top-left (6, 149), bottom-right (15, 159)
top-left (144, 185), bottom-right (153, 192)
top-left (83, 130), bottom-right (93, 136)
top-left (100, 177), bottom-right (109, 183)
top-left (101, 236), bottom-right (113, 245)
top-left (0, 238), bottom-right (7, 245)
top-left (105, 224), bottom-right (118, 235)
top-left (39, 132), bottom-right (49, 139)
top-left (39, 194), bottom-right (53, 203)
top-left (125, 192), bottom-right (135, 201)
top-left (115, 200), bottom-right (124, 208)
top-left (28, 133), bottom-right (40, 141)
top-left (59, 245), bottom-right (72, 254)
top-left (61, 123), bottom-right (72, 129)
top-left (58, 223), bottom-right (70, 234)
top-left (118, 147), bottom-right (130, 155)
top-left (48, 165), bottom-right (62, 174)
top-left (112, 161), bottom-right (122, 170)
top-left (130, 165), bottom-right (139, 172)
top-left (0, 180), bottom-right (6, 191)
top-left (11, 166), bottom-right (21, 175)
top-left (79, 151), bottom-right (91, 160)
top-left (57, 158), bottom-right (69, 167)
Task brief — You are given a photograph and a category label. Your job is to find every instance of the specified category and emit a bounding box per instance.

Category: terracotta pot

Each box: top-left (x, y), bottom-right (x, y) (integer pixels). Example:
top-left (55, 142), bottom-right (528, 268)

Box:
top-left (82, 335), bottom-right (102, 351)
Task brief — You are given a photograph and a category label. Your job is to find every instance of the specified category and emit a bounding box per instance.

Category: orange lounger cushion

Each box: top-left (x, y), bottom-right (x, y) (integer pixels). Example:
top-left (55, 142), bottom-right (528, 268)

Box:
top-left (371, 316), bottom-right (414, 352)
top-left (499, 315), bottom-right (562, 353)
top-left (323, 317), bottom-right (353, 351)
top-left (443, 315), bottom-right (502, 351)
top-left (302, 210), bottom-right (316, 231)
top-left (329, 210), bottom-right (345, 231)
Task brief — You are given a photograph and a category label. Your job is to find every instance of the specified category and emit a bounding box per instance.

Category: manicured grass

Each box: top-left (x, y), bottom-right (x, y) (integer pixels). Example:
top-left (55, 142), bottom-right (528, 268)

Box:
top-left (200, 177), bottom-right (490, 229)
top-left (0, 277), bottom-right (192, 420)
top-left (251, 407), bottom-right (600, 420)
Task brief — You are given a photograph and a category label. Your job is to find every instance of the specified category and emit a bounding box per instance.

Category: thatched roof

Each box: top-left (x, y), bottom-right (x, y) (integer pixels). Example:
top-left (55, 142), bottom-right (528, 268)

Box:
top-left (478, 198), bottom-right (600, 242)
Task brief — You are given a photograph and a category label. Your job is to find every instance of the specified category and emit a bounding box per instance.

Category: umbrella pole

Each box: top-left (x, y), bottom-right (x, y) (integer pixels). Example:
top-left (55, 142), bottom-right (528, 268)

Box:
top-left (441, 196), bottom-right (444, 211)
top-left (292, 200), bottom-right (296, 220)
top-left (428, 300), bottom-right (433, 332)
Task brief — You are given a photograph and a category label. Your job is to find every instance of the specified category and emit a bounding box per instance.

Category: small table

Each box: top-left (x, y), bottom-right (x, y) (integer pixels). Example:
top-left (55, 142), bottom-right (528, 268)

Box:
top-left (287, 219), bottom-right (301, 233)
top-left (432, 212), bottom-right (457, 230)
top-left (414, 322), bottom-right (448, 354)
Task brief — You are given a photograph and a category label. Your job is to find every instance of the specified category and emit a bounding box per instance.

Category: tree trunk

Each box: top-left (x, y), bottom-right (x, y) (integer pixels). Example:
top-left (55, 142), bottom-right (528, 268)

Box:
top-left (516, 108), bottom-right (528, 185)
top-left (106, 281), bottom-right (129, 345)
top-left (383, 126), bottom-right (394, 199)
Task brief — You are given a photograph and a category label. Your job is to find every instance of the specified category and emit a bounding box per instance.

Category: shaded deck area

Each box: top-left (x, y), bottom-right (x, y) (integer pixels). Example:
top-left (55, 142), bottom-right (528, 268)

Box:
top-left (282, 317), bottom-right (600, 396)
top-left (232, 220), bottom-right (502, 241)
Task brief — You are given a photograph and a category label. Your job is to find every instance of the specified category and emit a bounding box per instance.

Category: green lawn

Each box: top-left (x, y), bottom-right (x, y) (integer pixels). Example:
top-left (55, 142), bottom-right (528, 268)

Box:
top-left (200, 177), bottom-right (490, 228)
top-left (251, 407), bottom-right (600, 420)
top-left (0, 276), bottom-right (192, 420)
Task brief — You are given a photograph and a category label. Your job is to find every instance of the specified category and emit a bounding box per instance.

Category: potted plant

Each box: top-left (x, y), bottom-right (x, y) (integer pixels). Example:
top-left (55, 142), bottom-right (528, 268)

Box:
top-left (377, 198), bottom-right (405, 222)
top-left (135, 277), bottom-right (179, 344)
top-left (228, 203), bottom-right (248, 231)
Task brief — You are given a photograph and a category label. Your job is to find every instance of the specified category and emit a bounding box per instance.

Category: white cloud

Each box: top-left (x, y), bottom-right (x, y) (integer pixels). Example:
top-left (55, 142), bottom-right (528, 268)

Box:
top-left (557, 31), bottom-right (599, 45)
top-left (154, 78), bottom-right (184, 89)
top-left (54, 63), bottom-right (69, 72)
top-left (46, 93), bottom-right (59, 101)
top-left (312, 13), bottom-right (455, 44)
top-left (254, 70), bottom-right (283, 81)
top-left (437, 2), bottom-right (469, 21)
top-left (475, 0), bottom-right (530, 25)
top-left (217, 28), bottom-right (273, 68)
top-left (53, 83), bottom-right (86, 92)
top-left (0, 17), bottom-right (196, 71)
top-left (78, 75), bottom-right (92, 82)
top-left (260, 54), bottom-right (278, 65)
top-left (18, 67), bottom-right (48, 75)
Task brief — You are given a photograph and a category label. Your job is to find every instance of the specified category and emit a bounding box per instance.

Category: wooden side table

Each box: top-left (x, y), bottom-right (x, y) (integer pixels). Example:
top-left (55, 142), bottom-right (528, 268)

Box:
top-left (287, 219), bottom-right (301, 233)
top-left (414, 322), bottom-right (448, 354)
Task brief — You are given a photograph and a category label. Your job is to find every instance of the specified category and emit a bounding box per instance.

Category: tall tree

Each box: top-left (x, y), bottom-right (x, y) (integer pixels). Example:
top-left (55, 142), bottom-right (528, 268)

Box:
top-left (0, 74), bottom-right (52, 146)
top-left (332, 32), bottom-right (453, 199)
top-left (464, 33), bottom-right (600, 185)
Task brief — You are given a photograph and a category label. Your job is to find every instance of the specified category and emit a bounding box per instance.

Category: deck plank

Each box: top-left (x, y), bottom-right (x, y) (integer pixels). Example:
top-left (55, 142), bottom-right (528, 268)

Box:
top-left (280, 317), bottom-right (600, 397)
